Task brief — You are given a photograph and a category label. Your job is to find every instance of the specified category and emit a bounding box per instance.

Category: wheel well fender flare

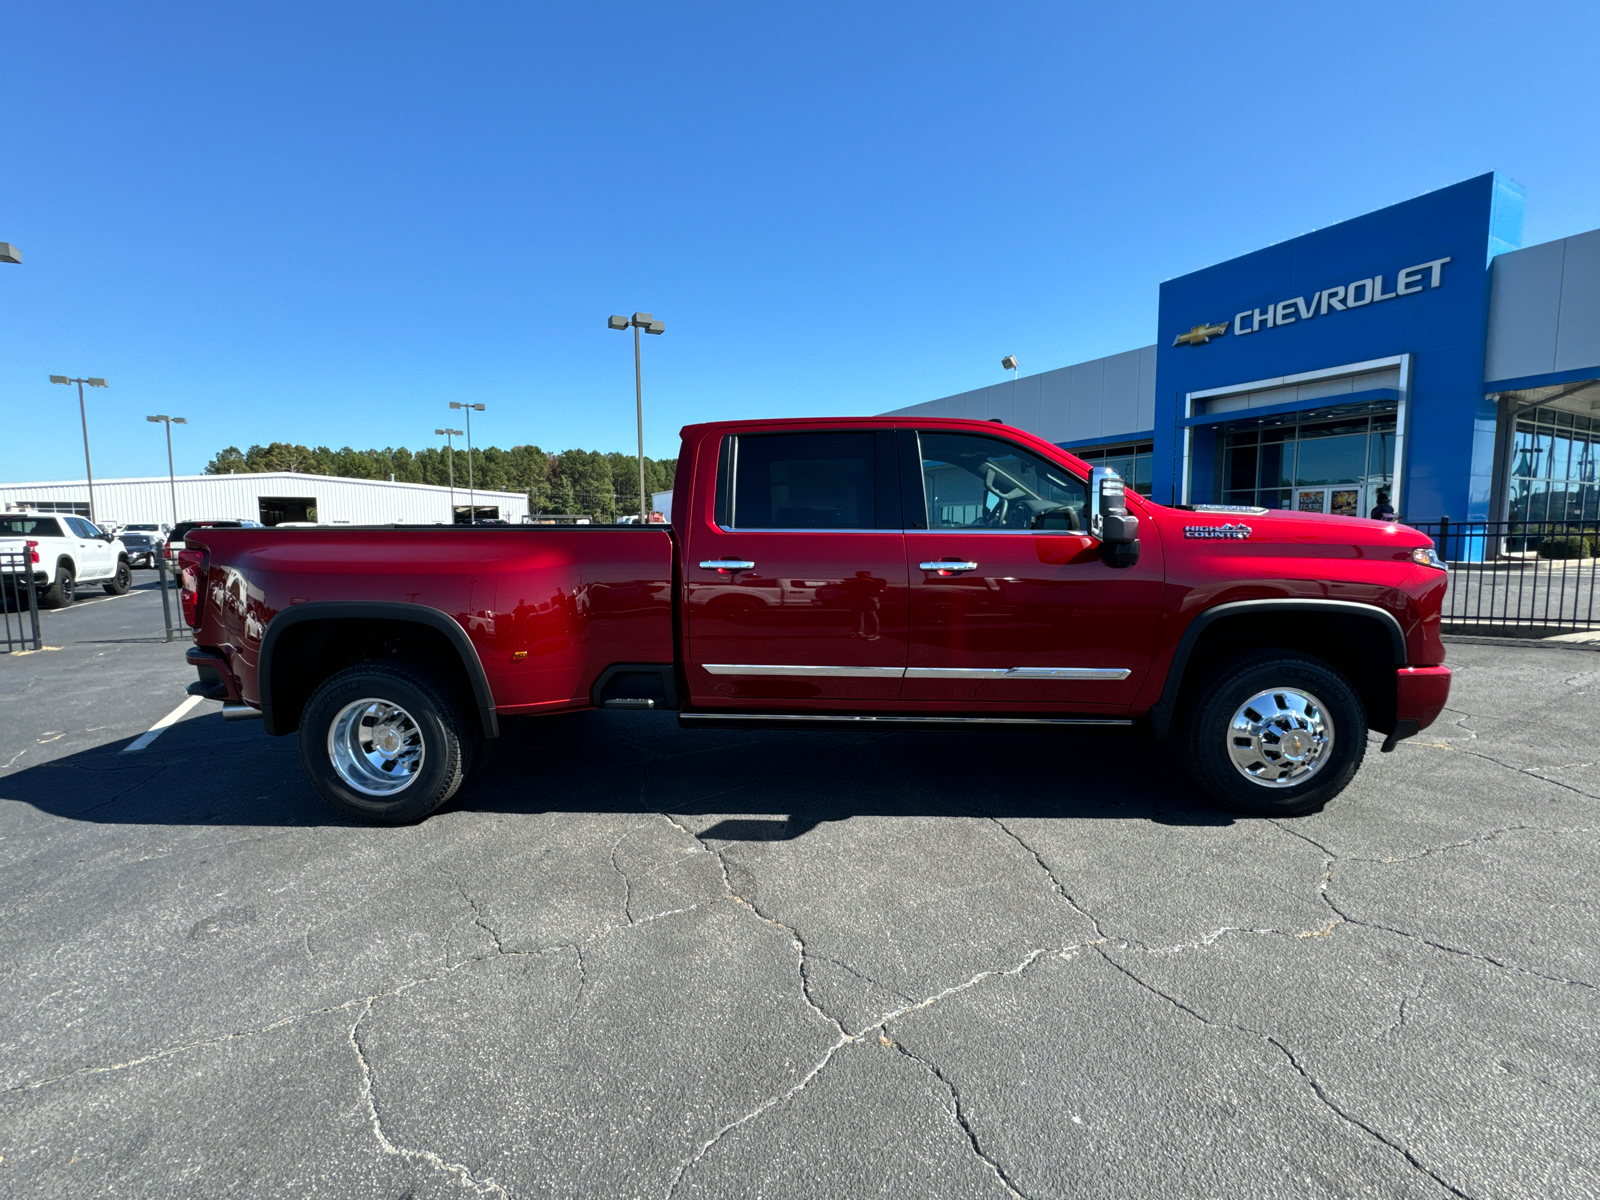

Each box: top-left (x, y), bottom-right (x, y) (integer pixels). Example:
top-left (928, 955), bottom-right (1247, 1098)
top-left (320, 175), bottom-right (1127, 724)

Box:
top-left (1147, 599), bottom-right (1407, 738)
top-left (258, 601), bottom-right (499, 739)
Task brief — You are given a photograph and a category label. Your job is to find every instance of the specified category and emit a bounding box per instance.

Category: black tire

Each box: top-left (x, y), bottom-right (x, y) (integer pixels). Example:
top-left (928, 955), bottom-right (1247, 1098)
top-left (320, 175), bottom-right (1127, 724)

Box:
top-left (40, 564), bottom-right (75, 609)
top-left (298, 662), bottom-right (483, 824)
top-left (104, 558), bottom-right (132, 595)
top-left (1179, 650), bottom-right (1366, 818)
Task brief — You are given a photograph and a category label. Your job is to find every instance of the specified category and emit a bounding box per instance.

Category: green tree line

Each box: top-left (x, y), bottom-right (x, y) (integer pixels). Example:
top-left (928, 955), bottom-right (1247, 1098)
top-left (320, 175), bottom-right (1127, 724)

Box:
top-left (205, 442), bottom-right (676, 522)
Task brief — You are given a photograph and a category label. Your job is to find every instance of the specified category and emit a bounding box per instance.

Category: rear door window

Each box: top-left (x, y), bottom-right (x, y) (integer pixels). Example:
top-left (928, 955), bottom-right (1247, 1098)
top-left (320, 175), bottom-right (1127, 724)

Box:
top-left (721, 431), bottom-right (899, 530)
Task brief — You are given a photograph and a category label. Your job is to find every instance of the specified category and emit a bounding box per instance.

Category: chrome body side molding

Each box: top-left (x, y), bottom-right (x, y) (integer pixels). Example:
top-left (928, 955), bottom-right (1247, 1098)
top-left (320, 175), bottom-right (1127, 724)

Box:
top-left (701, 664), bottom-right (1130, 681)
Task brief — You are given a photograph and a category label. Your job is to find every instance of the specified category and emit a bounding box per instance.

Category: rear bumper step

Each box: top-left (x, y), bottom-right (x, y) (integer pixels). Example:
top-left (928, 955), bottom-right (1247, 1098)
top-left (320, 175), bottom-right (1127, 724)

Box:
top-left (677, 713), bottom-right (1132, 732)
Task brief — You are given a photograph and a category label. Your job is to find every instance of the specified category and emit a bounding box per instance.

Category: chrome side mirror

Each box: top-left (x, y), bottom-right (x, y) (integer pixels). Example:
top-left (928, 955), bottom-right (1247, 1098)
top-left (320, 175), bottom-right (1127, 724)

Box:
top-left (1087, 466), bottom-right (1140, 568)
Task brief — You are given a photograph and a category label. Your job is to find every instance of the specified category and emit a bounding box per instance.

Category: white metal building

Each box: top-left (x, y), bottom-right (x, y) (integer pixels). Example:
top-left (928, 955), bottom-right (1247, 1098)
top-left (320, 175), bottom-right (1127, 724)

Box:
top-left (0, 472), bottom-right (529, 527)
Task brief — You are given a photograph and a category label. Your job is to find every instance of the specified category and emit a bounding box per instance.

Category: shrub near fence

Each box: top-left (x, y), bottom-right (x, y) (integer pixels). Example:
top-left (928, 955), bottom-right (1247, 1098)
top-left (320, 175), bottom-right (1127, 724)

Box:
top-left (1537, 533), bottom-right (1595, 559)
top-left (1412, 518), bottom-right (1600, 634)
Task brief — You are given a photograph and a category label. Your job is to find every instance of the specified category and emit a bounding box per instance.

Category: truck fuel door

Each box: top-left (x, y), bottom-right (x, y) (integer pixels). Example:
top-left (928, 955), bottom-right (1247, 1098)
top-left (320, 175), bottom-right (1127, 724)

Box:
top-left (1088, 466), bottom-right (1140, 568)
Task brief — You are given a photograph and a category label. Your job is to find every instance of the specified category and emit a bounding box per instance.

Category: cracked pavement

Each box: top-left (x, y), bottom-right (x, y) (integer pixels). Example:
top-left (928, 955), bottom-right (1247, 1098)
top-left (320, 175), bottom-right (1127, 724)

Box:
top-left (1, 588), bottom-right (1597, 1198)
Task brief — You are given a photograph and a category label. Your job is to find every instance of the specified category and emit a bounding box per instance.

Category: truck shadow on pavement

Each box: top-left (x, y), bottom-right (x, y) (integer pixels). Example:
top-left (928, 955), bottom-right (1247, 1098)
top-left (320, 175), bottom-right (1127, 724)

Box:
top-left (1, 707), bottom-right (1234, 833)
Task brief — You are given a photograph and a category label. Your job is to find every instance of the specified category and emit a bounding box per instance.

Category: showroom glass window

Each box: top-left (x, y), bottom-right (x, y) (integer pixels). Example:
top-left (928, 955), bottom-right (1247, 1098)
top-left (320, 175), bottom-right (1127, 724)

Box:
top-left (1508, 407), bottom-right (1600, 523)
top-left (1071, 441), bottom-right (1153, 495)
top-left (1220, 405), bottom-right (1397, 515)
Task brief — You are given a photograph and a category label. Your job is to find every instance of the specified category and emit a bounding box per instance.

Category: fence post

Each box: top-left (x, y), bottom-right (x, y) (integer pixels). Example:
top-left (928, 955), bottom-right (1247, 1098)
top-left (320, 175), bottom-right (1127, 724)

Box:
top-left (157, 549), bottom-right (176, 643)
top-left (25, 555), bottom-right (41, 651)
top-left (1437, 515), bottom-right (1450, 563)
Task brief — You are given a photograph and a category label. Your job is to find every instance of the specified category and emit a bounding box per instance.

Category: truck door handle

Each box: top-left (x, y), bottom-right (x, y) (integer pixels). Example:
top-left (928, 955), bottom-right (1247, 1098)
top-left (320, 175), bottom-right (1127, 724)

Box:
top-left (919, 560), bottom-right (979, 574)
top-left (700, 559), bottom-right (756, 573)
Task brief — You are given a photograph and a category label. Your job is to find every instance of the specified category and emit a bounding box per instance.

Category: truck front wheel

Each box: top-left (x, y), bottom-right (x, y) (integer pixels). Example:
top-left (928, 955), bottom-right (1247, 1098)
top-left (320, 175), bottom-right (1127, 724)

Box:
top-left (1179, 651), bottom-right (1366, 818)
top-left (298, 662), bottom-right (481, 824)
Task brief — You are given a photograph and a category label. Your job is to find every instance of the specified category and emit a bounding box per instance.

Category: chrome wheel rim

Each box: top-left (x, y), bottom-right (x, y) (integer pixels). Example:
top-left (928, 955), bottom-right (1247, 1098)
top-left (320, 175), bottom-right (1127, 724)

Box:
top-left (328, 698), bottom-right (426, 796)
top-left (1226, 687), bottom-right (1334, 788)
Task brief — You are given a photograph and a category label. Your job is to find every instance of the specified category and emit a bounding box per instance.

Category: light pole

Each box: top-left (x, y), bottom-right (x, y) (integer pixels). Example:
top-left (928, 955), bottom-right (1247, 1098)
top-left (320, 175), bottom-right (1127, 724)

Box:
top-left (1001, 355), bottom-right (1018, 383)
top-left (434, 427), bottom-right (463, 516)
top-left (49, 375), bottom-right (109, 524)
top-left (608, 312), bottom-right (665, 521)
top-left (448, 403), bottom-right (485, 523)
top-left (146, 415), bottom-right (188, 527)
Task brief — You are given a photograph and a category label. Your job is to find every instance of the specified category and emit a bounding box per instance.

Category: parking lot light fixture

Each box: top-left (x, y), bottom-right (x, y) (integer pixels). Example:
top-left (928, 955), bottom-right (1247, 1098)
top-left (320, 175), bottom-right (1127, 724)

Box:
top-left (434, 427), bottom-right (464, 512)
top-left (609, 311), bottom-right (666, 521)
top-left (51, 374), bottom-right (109, 523)
top-left (0, 243), bottom-right (20, 264)
top-left (147, 415), bottom-right (188, 526)
top-left (448, 403), bottom-right (486, 523)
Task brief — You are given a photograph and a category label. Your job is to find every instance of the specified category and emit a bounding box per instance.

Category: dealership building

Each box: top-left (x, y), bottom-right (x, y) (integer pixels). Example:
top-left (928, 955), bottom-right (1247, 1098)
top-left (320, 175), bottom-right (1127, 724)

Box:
top-left (888, 172), bottom-right (1600, 525)
top-left (0, 472), bottom-right (528, 528)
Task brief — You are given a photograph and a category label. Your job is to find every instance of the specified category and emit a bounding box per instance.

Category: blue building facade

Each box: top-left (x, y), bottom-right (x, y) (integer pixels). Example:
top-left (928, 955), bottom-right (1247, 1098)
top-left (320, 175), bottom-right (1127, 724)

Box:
top-left (888, 172), bottom-right (1600, 526)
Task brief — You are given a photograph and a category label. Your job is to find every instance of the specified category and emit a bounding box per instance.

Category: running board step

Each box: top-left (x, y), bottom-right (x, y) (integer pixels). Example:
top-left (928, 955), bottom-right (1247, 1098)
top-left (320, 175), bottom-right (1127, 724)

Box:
top-left (677, 713), bottom-right (1132, 732)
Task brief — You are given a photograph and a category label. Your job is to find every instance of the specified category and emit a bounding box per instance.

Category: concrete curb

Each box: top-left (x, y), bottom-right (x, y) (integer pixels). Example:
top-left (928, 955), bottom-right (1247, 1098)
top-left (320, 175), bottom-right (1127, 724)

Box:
top-left (1442, 634), bottom-right (1600, 653)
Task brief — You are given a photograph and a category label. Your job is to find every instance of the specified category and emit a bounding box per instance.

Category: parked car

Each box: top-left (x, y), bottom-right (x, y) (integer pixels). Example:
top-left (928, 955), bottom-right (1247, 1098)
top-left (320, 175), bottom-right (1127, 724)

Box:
top-left (115, 526), bottom-right (165, 568)
top-left (0, 512), bottom-right (132, 607)
top-left (178, 416), bottom-right (1452, 825)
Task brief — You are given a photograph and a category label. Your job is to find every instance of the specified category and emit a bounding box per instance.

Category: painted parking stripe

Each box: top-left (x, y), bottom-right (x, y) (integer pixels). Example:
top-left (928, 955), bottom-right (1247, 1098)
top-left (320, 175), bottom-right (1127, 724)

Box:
top-left (122, 695), bottom-right (205, 753)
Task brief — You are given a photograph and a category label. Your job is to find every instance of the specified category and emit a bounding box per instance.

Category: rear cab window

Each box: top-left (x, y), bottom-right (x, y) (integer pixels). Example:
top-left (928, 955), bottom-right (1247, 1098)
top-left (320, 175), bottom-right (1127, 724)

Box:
top-left (0, 516), bottom-right (65, 538)
top-left (715, 431), bottom-right (900, 530)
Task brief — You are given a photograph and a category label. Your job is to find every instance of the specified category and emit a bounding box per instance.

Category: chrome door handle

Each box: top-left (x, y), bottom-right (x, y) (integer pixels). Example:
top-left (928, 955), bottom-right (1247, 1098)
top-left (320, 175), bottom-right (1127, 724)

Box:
top-left (919, 560), bottom-right (979, 573)
top-left (700, 559), bottom-right (756, 572)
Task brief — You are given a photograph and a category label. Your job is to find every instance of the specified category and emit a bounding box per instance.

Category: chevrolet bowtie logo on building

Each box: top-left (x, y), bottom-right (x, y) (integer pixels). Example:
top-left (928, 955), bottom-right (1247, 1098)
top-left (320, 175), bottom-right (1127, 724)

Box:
top-left (1172, 321), bottom-right (1229, 347)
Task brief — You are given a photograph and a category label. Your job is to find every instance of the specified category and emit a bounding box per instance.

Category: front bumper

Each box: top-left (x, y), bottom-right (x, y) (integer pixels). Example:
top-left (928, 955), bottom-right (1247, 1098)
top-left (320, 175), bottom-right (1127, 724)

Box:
top-left (1382, 665), bottom-right (1452, 752)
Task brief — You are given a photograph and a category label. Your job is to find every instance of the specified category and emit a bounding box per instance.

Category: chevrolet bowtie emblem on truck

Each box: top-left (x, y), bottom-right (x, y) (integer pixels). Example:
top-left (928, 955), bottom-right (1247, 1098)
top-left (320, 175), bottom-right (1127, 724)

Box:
top-left (1172, 321), bottom-right (1228, 347)
top-left (1184, 523), bottom-right (1253, 539)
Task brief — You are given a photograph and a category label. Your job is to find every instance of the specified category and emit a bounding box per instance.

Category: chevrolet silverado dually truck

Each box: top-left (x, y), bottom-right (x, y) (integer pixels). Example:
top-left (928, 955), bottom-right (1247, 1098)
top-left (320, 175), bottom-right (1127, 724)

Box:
top-left (177, 417), bottom-right (1451, 824)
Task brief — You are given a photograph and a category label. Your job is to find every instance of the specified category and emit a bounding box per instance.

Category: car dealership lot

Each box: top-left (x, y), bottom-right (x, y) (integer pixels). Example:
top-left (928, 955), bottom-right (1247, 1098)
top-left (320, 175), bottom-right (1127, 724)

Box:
top-left (1, 590), bottom-right (1596, 1199)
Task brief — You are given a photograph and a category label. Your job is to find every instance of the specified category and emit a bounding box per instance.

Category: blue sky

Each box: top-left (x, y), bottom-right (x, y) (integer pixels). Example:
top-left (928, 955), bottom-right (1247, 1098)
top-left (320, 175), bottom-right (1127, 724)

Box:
top-left (4, 1), bottom-right (1598, 482)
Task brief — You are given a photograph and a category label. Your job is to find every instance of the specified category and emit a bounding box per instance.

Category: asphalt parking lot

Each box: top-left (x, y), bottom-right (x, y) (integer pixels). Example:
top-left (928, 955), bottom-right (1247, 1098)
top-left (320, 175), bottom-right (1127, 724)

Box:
top-left (1, 583), bottom-right (1596, 1198)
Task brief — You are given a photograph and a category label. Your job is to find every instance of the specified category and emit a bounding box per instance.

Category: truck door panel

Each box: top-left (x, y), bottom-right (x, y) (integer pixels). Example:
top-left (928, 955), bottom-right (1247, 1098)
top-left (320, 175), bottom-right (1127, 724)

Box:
top-left (903, 431), bottom-right (1163, 710)
top-left (685, 430), bottom-right (908, 702)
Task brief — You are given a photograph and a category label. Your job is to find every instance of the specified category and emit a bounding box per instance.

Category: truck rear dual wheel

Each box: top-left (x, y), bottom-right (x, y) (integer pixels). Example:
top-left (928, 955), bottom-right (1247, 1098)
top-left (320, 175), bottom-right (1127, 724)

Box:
top-left (1179, 651), bottom-right (1366, 818)
top-left (299, 662), bottom-right (483, 825)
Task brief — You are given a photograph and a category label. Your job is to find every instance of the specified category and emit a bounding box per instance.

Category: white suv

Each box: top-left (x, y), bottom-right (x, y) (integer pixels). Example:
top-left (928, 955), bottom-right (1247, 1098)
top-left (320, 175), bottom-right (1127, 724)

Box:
top-left (0, 512), bottom-right (132, 608)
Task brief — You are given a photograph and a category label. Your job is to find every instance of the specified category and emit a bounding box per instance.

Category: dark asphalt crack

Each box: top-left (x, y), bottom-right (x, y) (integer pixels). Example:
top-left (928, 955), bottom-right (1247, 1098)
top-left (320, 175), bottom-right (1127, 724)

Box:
top-left (989, 817), bottom-right (1112, 941)
top-left (1096, 949), bottom-right (1474, 1200)
top-left (1269, 819), bottom-right (1598, 992)
top-left (880, 1028), bottom-right (1033, 1199)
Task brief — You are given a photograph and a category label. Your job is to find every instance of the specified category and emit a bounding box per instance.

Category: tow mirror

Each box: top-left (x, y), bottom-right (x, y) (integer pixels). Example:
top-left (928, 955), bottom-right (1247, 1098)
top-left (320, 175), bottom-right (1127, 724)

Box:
top-left (1087, 466), bottom-right (1140, 568)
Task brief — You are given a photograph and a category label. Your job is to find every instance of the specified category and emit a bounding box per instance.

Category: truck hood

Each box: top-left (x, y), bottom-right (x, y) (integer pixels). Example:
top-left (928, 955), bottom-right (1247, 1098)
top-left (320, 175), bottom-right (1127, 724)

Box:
top-left (1146, 502), bottom-right (1434, 550)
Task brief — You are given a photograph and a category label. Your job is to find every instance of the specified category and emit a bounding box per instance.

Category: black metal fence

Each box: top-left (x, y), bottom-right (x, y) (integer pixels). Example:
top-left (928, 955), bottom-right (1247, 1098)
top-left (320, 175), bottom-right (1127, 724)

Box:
top-left (1411, 518), bottom-right (1600, 634)
top-left (1, 540), bottom-right (44, 653)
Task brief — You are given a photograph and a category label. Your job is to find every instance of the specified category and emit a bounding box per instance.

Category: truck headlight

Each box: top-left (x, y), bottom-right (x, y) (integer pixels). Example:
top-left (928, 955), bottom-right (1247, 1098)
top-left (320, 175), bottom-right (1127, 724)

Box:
top-left (1411, 547), bottom-right (1447, 571)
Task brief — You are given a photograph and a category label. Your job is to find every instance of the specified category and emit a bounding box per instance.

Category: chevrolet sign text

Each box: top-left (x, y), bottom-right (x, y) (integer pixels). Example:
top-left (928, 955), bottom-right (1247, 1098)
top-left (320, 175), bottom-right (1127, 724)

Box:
top-left (1233, 256), bottom-right (1450, 337)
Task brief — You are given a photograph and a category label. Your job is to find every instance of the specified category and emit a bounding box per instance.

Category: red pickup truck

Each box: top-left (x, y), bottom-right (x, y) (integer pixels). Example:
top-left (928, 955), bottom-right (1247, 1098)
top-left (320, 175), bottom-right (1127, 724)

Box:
top-left (179, 417), bottom-right (1451, 824)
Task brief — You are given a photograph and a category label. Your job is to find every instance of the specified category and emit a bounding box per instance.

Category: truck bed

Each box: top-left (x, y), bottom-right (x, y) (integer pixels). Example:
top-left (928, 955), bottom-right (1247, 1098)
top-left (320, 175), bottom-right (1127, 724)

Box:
top-left (188, 525), bottom-right (676, 716)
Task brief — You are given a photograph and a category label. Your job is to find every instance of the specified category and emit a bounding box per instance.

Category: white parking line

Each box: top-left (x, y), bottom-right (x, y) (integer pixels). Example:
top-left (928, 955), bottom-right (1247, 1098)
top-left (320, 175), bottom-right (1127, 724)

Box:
top-left (122, 695), bottom-right (205, 753)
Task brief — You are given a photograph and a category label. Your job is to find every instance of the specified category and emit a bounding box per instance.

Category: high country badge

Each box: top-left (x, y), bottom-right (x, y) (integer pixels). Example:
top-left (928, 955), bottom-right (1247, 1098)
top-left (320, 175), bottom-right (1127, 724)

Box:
top-left (1184, 523), bottom-right (1253, 539)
